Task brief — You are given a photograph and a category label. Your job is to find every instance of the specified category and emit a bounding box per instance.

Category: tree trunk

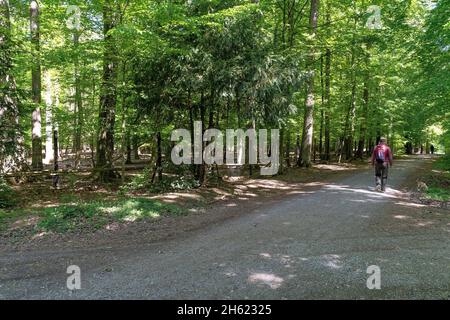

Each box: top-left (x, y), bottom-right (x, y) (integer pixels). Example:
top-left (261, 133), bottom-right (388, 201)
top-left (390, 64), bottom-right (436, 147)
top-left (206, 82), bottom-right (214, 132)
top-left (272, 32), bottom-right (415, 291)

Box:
top-left (0, 0), bottom-right (25, 172)
top-left (299, 0), bottom-right (319, 168)
top-left (126, 133), bottom-right (132, 164)
top-left (324, 47), bottom-right (331, 161)
top-left (52, 129), bottom-right (59, 188)
top-left (73, 31), bottom-right (83, 169)
top-left (319, 54), bottom-right (324, 160)
top-left (343, 13), bottom-right (358, 162)
top-left (132, 135), bottom-right (140, 160)
top-left (198, 97), bottom-right (206, 184)
top-left (151, 131), bottom-right (162, 183)
top-left (44, 72), bottom-right (53, 164)
top-left (357, 45), bottom-right (370, 159)
top-left (95, 0), bottom-right (118, 181)
top-left (323, 1), bottom-right (331, 162)
top-left (285, 127), bottom-right (291, 167)
top-left (30, 0), bottom-right (43, 171)
top-left (345, 80), bottom-right (357, 160)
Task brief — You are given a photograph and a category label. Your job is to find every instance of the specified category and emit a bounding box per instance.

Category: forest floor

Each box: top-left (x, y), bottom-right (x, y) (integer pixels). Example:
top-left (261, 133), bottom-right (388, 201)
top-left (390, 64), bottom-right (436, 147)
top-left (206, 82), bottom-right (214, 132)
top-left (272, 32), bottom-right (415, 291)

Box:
top-left (0, 159), bottom-right (365, 251)
top-left (0, 155), bottom-right (449, 299)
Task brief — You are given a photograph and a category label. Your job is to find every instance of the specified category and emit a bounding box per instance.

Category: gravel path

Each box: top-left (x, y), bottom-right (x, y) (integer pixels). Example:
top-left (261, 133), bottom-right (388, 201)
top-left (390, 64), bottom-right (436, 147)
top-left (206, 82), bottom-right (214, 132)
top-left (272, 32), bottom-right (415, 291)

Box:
top-left (1, 157), bottom-right (449, 299)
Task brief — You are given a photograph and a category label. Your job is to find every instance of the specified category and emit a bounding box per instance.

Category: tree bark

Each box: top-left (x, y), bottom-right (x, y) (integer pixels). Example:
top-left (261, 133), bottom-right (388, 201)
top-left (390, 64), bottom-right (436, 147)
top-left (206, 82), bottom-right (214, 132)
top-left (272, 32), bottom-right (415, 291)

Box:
top-left (44, 72), bottom-right (53, 164)
top-left (0, 0), bottom-right (25, 172)
top-left (52, 129), bottom-right (59, 188)
top-left (73, 31), bottom-right (83, 169)
top-left (324, 47), bottom-right (331, 161)
top-left (341, 11), bottom-right (358, 161)
top-left (285, 127), bottom-right (291, 167)
top-left (299, 0), bottom-right (319, 167)
top-left (151, 131), bottom-right (162, 183)
top-left (132, 135), bottom-right (139, 161)
top-left (126, 133), bottom-right (132, 164)
top-left (357, 44), bottom-right (371, 159)
top-left (319, 54), bottom-right (324, 160)
top-left (95, 0), bottom-right (118, 181)
top-left (30, 0), bottom-right (43, 171)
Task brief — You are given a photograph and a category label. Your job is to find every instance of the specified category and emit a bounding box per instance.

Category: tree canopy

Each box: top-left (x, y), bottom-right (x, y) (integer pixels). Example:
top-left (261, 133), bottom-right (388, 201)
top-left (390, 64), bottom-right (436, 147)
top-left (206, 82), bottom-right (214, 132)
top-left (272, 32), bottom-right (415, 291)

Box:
top-left (0, 0), bottom-right (448, 181)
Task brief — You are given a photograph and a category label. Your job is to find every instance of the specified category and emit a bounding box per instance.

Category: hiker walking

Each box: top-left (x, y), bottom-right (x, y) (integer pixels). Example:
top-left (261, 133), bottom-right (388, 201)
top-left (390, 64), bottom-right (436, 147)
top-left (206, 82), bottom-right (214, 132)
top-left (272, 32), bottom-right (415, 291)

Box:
top-left (371, 137), bottom-right (393, 192)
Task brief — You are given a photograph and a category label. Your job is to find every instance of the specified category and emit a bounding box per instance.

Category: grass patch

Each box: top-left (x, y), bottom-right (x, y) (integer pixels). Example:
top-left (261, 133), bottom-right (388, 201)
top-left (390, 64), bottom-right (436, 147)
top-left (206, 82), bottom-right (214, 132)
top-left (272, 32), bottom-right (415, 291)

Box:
top-left (423, 156), bottom-right (450, 203)
top-left (425, 187), bottom-right (450, 202)
top-left (433, 155), bottom-right (450, 172)
top-left (0, 207), bottom-right (31, 232)
top-left (0, 209), bottom-right (7, 232)
top-left (36, 197), bottom-right (185, 233)
top-left (120, 168), bottom-right (200, 194)
top-left (0, 177), bottom-right (17, 208)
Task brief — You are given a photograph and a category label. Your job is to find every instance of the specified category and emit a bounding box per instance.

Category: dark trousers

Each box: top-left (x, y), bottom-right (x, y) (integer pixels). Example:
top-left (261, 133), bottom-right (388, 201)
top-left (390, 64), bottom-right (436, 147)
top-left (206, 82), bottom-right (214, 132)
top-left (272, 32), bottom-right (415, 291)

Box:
top-left (375, 162), bottom-right (388, 190)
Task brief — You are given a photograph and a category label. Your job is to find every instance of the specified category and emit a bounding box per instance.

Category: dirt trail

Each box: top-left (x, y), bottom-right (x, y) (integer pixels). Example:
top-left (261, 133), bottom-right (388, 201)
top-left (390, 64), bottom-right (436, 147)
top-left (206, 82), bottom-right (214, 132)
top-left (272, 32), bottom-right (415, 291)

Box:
top-left (1, 156), bottom-right (449, 299)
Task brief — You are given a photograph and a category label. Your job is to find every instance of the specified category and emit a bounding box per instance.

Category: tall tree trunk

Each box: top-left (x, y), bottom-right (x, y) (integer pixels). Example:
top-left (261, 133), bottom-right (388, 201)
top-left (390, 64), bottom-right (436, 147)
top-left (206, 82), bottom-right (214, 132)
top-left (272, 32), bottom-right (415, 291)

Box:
top-left (299, 0), bottom-right (319, 167)
top-left (295, 133), bottom-right (300, 163)
top-left (126, 133), bottom-right (132, 164)
top-left (0, 0), bottom-right (25, 172)
top-left (341, 12), bottom-right (358, 161)
top-left (52, 128), bottom-right (59, 188)
top-left (285, 127), bottom-right (291, 167)
top-left (95, 0), bottom-right (118, 181)
top-left (319, 54), bottom-right (324, 160)
top-left (151, 131), bottom-right (163, 183)
top-left (323, 0), bottom-right (331, 162)
top-left (132, 135), bottom-right (139, 160)
top-left (198, 96), bottom-right (206, 184)
top-left (345, 79), bottom-right (357, 160)
top-left (357, 44), bottom-right (371, 159)
top-left (90, 75), bottom-right (96, 167)
top-left (73, 31), bottom-right (83, 169)
top-left (44, 71), bottom-right (53, 164)
top-left (156, 131), bottom-right (162, 182)
top-left (30, 0), bottom-right (43, 171)
top-left (324, 47), bottom-right (331, 161)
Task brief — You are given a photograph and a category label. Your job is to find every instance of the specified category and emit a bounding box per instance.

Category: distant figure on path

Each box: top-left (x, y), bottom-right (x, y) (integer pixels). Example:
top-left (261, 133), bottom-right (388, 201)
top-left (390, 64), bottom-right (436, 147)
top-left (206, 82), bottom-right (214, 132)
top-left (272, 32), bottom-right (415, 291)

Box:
top-left (371, 137), bottom-right (393, 192)
top-left (430, 144), bottom-right (435, 154)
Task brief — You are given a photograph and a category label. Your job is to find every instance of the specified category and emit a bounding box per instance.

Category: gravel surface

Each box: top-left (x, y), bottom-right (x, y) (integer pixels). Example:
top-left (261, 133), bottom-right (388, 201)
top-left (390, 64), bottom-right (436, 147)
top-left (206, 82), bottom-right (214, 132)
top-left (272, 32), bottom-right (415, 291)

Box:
top-left (1, 157), bottom-right (449, 299)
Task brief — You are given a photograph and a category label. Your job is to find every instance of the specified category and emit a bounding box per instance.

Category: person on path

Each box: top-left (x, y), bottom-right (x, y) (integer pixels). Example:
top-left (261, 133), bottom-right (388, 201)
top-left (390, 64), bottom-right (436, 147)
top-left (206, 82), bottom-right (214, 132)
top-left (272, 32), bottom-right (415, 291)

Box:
top-left (371, 137), bottom-right (393, 192)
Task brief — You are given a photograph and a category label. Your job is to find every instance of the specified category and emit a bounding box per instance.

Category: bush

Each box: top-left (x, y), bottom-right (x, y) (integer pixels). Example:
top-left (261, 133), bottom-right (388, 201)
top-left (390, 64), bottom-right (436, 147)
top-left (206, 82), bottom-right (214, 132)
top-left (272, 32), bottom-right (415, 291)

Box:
top-left (0, 177), bottom-right (16, 208)
top-left (423, 155), bottom-right (450, 203)
top-left (434, 155), bottom-right (450, 172)
top-left (170, 176), bottom-right (200, 190)
top-left (121, 168), bottom-right (153, 192)
top-left (121, 168), bottom-right (200, 193)
top-left (425, 187), bottom-right (450, 202)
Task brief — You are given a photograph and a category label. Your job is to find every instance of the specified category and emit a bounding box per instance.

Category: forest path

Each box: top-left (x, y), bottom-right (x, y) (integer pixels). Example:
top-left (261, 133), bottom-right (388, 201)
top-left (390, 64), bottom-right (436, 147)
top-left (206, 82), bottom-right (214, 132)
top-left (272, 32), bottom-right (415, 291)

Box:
top-left (1, 156), bottom-right (449, 299)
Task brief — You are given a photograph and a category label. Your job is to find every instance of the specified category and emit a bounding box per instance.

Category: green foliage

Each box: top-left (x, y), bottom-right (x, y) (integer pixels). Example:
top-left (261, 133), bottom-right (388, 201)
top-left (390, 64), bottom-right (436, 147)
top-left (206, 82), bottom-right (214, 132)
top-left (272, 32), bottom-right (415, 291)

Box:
top-left (168, 175), bottom-right (201, 191)
top-left (37, 197), bottom-right (184, 233)
top-left (2, 0), bottom-right (449, 181)
top-left (122, 167), bottom-right (153, 191)
top-left (425, 187), bottom-right (450, 202)
top-left (424, 155), bottom-right (450, 202)
top-left (121, 168), bottom-right (200, 193)
top-left (433, 155), bottom-right (450, 172)
top-left (0, 178), bottom-right (16, 208)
